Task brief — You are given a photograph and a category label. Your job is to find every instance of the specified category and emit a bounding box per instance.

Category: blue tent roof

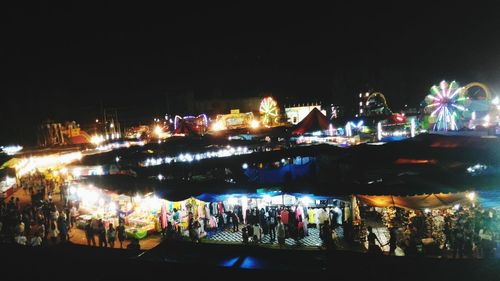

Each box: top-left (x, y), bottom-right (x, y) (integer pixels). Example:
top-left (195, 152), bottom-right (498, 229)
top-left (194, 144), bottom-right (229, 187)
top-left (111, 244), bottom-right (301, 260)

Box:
top-left (478, 191), bottom-right (500, 209)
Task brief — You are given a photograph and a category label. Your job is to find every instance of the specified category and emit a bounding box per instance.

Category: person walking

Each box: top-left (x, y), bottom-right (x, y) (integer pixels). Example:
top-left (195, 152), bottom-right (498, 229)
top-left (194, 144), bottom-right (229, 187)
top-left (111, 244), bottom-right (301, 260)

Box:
top-left (277, 218), bottom-right (286, 248)
top-left (268, 212), bottom-right (277, 242)
top-left (49, 221), bottom-right (59, 245)
top-left (117, 221), bottom-right (126, 248)
top-left (107, 223), bottom-right (116, 248)
top-left (97, 220), bottom-right (107, 247)
top-left (85, 220), bottom-right (96, 246)
top-left (367, 226), bottom-right (382, 254)
top-left (57, 214), bottom-right (68, 243)
top-left (232, 212), bottom-right (239, 232)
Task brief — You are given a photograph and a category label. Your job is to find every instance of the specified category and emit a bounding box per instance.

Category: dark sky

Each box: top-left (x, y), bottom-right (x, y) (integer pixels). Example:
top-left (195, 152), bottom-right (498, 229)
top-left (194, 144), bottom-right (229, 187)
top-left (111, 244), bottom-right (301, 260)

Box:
top-left (2, 1), bottom-right (500, 145)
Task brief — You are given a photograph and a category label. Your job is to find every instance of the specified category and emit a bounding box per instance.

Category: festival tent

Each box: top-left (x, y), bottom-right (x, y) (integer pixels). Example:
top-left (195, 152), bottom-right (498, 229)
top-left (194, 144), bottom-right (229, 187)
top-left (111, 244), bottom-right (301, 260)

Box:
top-left (356, 192), bottom-right (469, 210)
top-left (291, 108), bottom-right (329, 135)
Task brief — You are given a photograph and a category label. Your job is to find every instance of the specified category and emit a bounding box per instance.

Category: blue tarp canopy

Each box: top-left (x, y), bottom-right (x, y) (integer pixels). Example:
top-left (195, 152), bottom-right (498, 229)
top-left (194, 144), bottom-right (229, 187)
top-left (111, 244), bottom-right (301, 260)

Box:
top-left (478, 191), bottom-right (500, 209)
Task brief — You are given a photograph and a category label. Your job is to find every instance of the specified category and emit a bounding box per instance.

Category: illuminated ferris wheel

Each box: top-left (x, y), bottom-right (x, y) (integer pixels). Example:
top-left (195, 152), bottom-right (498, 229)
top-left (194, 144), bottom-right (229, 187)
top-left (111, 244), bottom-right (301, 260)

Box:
top-left (424, 80), bottom-right (466, 131)
top-left (259, 97), bottom-right (279, 126)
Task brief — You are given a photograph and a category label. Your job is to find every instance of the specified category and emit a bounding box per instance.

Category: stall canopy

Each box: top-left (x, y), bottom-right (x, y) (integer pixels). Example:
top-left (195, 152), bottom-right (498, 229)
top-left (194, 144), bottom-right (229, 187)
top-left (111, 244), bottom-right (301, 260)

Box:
top-left (477, 191), bottom-right (500, 209)
top-left (195, 192), bottom-right (336, 203)
top-left (357, 192), bottom-right (469, 210)
top-left (291, 108), bottom-right (329, 135)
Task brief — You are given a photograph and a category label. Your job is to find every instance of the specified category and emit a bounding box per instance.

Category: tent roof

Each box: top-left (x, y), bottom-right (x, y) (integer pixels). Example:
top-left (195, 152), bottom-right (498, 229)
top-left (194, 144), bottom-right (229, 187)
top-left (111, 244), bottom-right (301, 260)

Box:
top-left (292, 108), bottom-right (330, 135)
top-left (357, 193), bottom-right (468, 210)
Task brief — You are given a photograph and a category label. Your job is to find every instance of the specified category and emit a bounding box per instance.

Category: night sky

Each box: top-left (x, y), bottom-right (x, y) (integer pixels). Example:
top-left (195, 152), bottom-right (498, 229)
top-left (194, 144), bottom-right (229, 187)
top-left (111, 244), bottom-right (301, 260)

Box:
top-left (3, 1), bottom-right (500, 145)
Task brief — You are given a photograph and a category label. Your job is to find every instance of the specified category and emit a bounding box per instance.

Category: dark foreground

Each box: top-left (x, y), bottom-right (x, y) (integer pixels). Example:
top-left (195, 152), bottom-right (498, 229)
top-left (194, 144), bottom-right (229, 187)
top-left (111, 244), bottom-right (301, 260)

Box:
top-left (2, 241), bottom-right (500, 281)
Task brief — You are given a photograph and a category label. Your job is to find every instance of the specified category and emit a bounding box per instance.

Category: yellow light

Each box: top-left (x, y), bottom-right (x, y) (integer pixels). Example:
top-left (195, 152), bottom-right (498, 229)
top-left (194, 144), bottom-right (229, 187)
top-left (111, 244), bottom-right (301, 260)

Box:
top-left (250, 119), bottom-right (260, 129)
top-left (467, 192), bottom-right (476, 201)
top-left (154, 125), bottom-right (162, 136)
top-left (91, 135), bottom-right (104, 145)
top-left (212, 121), bottom-right (225, 131)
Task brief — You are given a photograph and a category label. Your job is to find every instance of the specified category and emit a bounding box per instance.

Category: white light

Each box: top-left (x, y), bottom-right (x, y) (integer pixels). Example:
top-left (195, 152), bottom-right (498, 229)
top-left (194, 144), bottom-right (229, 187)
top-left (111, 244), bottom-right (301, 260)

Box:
top-left (281, 158), bottom-right (286, 164)
top-left (115, 156), bottom-right (120, 162)
top-left (212, 121), bottom-right (225, 131)
top-left (467, 192), bottom-right (476, 201)
top-left (157, 174), bottom-right (164, 180)
top-left (1, 145), bottom-right (23, 155)
top-left (377, 122), bottom-right (382, 141)
top-left (228, 197), bottom-right (238, 205)
top-left (250, 119), bottom-right (260, 129)
top-left (424, 208), bottom-right (430, 214)
top-left (411, 118), bottom-right (416, 138)
top-left (154, 125), bottom-right (162, 137)
top-left (242, 163), bottom-right (248, 169)
top-left (453, 204), bottom-right (460, 210)
top-left (72, 168), bottom-right (81, 178)
top-left (301, 196), bottom-right (313, 206)
top-left (493, 96), bottom-right (499, 105)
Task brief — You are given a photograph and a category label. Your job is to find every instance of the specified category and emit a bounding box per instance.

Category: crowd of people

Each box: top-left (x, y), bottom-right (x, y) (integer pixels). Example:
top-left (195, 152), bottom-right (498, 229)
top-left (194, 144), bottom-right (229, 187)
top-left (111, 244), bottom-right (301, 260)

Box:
top-left (1, 172), bottom-right (142, 251)
top-left (157, 204), bottom-right (342, 250)
top-left (0, 196), bottom-right (69, 247)
top-left (3, 172), bottom-right (500, 259)
top-left (364, 205), bottom-right (500, 258)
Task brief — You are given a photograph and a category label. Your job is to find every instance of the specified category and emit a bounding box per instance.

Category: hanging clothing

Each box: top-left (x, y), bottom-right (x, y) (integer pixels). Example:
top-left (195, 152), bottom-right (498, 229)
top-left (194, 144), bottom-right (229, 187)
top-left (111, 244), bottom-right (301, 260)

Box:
top-left (295, 205), bottom-right (304, 221)
top-left (205, 204), bottom-right (211, 219)
top-left (281, 210), bottom-right (289, 225)
top-left (173, 202), bottom-right (181, 211)
top-left (198, 205), bottom-right (204, 219)
top-left (217, 202), bottom-right (223, 215)
top-left (308, 209), bottom-right (315, 224)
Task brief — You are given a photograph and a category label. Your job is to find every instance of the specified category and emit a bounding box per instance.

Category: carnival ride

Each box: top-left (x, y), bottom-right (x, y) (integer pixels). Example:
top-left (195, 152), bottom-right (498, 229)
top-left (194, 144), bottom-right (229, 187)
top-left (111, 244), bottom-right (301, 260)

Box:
top-left (422, 81), bottom-right (495, 131)
top-left (174, 114), bottom-right (208, 135)
top-left (259, 97), bottom-right (280, 127)
top-left (461, 82), bottom-right (495, 129)
top-left (363, 92), bottom-right (392, 116)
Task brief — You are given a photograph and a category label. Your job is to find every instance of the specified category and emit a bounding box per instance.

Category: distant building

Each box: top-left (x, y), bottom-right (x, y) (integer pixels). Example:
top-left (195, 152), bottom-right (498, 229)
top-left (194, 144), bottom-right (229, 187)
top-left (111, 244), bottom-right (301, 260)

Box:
top-left (284, 103), bottom-right (326, 125)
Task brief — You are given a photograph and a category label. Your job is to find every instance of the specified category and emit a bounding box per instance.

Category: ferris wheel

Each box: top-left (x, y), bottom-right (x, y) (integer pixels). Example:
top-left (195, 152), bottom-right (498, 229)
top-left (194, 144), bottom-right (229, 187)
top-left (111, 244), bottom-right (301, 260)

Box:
top-left (424, 80), bottom-right (467, 131)
top-left (259, 97), bottom-right (279, 126)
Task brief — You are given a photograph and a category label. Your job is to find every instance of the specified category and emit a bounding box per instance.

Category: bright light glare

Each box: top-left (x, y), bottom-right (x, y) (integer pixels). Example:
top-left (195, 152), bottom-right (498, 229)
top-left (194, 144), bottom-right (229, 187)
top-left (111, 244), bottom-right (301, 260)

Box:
top-left (1, 145), bottom-right (23, 155)
top-left (467, 192), bottom-right (476, 201)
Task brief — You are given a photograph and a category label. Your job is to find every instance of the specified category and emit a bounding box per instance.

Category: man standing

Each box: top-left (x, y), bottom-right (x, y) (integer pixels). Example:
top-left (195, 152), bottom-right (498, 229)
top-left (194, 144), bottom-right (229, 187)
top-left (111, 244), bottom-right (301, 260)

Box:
top-left (232, 212), bottom-right (239, 232)
top-left (97, 219), bottom-right (107, 247)
top-left (277, 218), bottom-right (286, 248)
top-left (85, 220), bottom-right (96, 246)
top-left (268, 211), bottom-right (277, 242)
